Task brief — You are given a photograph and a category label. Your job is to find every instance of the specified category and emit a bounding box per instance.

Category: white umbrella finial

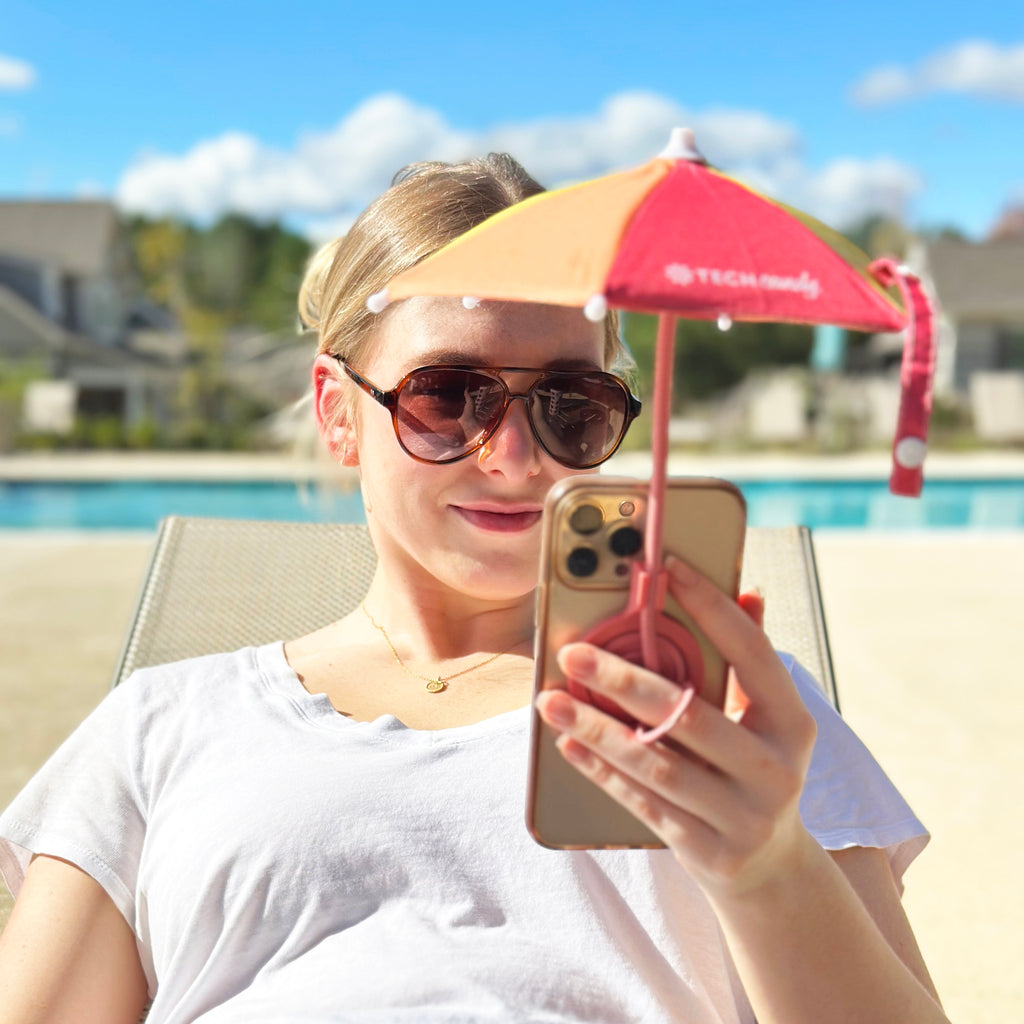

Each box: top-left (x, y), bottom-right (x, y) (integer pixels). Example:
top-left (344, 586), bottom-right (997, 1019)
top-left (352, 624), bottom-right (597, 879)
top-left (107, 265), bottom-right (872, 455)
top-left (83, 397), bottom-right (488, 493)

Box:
top-left (659, 127), bottom-right (704, 162)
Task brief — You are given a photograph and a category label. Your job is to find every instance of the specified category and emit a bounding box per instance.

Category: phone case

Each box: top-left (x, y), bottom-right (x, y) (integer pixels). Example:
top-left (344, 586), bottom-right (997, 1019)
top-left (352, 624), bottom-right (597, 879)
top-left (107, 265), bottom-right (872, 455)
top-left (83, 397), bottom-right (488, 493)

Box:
top-left (527, 475), bottom-right (747, 849)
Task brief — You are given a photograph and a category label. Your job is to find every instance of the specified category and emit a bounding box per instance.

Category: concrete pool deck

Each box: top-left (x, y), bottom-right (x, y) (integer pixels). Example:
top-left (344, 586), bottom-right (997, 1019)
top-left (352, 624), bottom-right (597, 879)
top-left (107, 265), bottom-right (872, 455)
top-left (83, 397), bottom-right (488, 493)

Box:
top-left (1, 451), bottom-right (1023, 1021)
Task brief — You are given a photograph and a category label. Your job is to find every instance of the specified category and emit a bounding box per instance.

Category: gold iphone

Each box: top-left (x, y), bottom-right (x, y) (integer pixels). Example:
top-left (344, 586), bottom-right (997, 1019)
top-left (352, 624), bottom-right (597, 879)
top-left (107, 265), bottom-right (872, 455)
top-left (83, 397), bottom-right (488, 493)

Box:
top-left (528, 475), bottom-right (747, 849)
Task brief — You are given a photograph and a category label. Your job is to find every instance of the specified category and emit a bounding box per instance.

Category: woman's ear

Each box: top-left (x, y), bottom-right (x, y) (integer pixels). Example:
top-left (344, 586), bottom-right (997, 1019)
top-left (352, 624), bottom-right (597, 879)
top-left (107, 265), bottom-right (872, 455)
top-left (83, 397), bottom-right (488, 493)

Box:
top-left (313, 354), bottom-right (359, 466)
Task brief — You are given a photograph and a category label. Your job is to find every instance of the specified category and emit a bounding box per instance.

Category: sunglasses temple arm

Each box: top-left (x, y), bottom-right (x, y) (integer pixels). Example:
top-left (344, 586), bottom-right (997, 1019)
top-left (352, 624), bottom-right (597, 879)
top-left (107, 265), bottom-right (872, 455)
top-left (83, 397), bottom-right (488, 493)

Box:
top-left (335, 356), bottom-right (394, 407)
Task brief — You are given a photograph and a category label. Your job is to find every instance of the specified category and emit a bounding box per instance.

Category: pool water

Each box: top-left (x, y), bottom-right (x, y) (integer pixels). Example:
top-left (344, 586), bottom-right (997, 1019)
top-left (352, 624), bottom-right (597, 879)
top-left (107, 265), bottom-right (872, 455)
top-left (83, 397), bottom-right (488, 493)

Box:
top-left (0, 480), bottom-right (364, 531)
top-left (1, 478), bottom-right (1022, 531)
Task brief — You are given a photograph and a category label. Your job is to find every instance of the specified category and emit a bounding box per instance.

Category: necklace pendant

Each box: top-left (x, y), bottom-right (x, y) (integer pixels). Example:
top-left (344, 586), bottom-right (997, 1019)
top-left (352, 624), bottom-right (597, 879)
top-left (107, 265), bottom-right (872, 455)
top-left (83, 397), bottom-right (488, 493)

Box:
top-left (425, 679), bottom-right (447, 694)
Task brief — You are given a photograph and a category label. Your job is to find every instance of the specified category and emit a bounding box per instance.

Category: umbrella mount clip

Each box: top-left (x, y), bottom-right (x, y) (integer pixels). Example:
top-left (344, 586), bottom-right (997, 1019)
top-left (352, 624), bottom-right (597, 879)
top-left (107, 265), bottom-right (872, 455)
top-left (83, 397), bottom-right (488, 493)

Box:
top-left (568, 561), bottom-right (705, 734)
top-left (627, 561), bottom-right (668, 614)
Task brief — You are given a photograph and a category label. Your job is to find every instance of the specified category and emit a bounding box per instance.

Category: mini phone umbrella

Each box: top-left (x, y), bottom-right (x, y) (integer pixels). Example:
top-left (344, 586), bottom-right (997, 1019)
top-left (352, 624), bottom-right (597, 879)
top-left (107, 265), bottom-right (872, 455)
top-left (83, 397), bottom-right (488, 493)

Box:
top-left (372, 129), bottom-right (938, 724)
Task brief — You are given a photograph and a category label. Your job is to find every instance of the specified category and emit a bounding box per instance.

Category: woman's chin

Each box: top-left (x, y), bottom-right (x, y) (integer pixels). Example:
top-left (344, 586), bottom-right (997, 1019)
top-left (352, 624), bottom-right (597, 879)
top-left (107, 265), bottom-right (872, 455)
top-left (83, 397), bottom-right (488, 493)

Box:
top-left (443, 556), bottom-right (538, 604)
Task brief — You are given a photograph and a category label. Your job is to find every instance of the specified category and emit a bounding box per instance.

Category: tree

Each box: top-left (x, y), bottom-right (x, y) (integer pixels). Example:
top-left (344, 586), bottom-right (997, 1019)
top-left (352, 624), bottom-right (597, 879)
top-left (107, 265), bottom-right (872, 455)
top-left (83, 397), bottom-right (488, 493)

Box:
top-left (843, 215), bottom-right (910, 260)
top-left (126, 213), bottom-right (311, 330)
top-left (622, 313), bottom-right (814, 407)
top-left (124, 213), bottom-right (312, 449)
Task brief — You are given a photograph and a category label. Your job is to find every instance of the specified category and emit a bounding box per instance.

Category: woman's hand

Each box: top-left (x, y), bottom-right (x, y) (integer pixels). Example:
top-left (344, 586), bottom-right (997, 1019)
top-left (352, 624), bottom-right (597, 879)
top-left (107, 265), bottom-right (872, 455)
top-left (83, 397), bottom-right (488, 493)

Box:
top-left (537, 555), bottom-right (951, 1023)
top-left (534, 554), bottom-right (818, 900)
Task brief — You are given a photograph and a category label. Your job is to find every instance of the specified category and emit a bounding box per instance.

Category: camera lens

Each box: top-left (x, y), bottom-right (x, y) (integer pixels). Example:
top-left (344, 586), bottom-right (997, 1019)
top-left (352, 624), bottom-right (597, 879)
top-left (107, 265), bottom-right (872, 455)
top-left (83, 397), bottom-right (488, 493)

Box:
top-left (609, 526), bottom-right (643, 557)
top-left (566, 546), bottom-right (599, 577)
top-left (569, 503), bottom-right (603, 535)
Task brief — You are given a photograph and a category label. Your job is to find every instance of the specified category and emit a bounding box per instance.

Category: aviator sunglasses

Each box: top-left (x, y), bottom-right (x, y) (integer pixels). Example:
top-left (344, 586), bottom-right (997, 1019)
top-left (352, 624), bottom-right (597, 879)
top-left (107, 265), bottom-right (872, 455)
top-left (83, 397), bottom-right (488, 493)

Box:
top-left (336, 358), bottom-right (641, 469)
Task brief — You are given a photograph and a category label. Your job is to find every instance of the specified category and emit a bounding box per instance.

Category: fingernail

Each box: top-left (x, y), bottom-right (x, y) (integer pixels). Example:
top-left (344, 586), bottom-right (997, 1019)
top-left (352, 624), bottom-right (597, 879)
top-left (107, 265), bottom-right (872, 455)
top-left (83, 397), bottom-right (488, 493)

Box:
top-left (557, 643), bottom-right (597, 679)
top-left (537, 690), bottom-right (576, 728)
top-left (666, 555), bottom-right (699, 586)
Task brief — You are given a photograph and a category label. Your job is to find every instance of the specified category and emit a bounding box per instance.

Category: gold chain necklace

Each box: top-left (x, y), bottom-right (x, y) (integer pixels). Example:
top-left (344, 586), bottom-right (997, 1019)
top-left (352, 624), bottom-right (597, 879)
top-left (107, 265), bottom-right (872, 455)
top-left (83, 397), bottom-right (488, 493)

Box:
top-left (361, 603), bottom-right (519, 693)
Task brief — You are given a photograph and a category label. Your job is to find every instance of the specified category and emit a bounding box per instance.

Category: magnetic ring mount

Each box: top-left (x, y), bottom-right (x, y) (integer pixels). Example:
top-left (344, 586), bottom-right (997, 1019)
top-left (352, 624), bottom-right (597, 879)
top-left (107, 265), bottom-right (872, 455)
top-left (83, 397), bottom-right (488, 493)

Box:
top-left (566, 608), bottom-right (704, 729)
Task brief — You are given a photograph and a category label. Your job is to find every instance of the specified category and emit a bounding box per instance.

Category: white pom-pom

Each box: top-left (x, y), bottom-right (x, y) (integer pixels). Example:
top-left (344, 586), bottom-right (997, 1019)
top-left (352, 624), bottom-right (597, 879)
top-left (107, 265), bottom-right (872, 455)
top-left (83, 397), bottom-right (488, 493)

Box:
top-left (717, 313), bottom-right (733, 332)
top-left (462, 296), bottom-right (481, 309)
top-left (583, 294), bottom-right (608, 322)
top-left (366, 289), bottom-right (391, 314)
top-left (894, 436), bottom-right (927, 469)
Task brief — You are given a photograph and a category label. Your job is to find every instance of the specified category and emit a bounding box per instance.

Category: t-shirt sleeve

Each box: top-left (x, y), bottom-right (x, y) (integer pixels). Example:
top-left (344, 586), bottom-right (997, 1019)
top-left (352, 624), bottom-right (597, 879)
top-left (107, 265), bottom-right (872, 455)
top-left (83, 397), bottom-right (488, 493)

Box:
top-left (0, 671), bottom-right (151, 929)
top-left (780, 653), bottom-right (929, 889)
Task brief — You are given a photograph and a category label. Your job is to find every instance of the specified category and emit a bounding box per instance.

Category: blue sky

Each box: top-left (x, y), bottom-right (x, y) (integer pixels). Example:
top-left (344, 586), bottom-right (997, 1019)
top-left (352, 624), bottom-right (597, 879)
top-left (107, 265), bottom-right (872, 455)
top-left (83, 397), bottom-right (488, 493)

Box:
top-left (2, 1), bottom-right (1022, 242)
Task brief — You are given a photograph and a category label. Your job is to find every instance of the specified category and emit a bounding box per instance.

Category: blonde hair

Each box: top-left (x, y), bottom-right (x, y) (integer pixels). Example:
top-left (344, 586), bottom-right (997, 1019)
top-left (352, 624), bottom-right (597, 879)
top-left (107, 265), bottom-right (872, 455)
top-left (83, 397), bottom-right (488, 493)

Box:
top-left (298, 154), bottom-right (627, 414)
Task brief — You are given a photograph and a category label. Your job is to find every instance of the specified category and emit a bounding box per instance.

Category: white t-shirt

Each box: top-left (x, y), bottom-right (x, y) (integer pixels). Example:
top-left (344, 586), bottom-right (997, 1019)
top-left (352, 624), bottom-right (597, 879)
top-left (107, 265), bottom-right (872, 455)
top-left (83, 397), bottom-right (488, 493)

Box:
top-left (0, 645), bottom-right (927, 1024)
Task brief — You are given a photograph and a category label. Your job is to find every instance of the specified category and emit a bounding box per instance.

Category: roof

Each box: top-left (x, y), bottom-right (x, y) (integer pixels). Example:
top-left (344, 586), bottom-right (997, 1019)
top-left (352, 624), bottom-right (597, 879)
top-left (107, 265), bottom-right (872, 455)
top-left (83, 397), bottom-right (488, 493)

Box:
top-left (0, 282), bottom-right (64, 352)
top-left (925, 238), bottom-right (1024, 321)
top-left (0, 200), bottom-right (120, 277)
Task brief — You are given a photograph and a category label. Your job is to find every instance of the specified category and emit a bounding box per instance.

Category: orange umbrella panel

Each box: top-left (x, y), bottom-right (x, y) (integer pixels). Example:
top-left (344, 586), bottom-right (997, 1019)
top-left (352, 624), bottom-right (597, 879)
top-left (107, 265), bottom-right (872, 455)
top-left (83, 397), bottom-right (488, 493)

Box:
top-left (381, 159), bottom-right (674, 311)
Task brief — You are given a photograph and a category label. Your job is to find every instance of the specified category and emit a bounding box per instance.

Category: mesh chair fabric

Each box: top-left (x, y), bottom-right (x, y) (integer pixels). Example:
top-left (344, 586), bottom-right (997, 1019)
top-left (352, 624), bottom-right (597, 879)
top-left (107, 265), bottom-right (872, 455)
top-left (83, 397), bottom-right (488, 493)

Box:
top-left (113, 518), bottom-right (836, 708)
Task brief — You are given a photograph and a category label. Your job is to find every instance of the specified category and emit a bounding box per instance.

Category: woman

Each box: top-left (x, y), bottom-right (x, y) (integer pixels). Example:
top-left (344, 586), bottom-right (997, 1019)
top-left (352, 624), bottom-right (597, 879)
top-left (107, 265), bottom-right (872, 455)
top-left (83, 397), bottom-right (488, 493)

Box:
top-left (0, 154), bottom-right (947, 1023)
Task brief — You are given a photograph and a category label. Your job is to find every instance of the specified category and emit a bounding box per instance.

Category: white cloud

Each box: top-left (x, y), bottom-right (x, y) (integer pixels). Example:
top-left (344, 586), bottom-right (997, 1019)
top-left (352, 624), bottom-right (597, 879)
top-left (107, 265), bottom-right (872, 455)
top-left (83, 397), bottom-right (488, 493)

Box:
top-left (690, 108), bottom-right (800, 167)
top-left (303, 212), bottom-right (358, 246)
top-left (115, 90), bottom-right (919, 235)
top-left (117, 94), bottom-right (474, 222)
top-left (848, 66), bottom-right (916, 106)
top-left (0, 54), bottom-right (36, 91)
top-left (797, 158), bottom-right (923, 229)
top-left (851, 39), bottom-right (1024, 106)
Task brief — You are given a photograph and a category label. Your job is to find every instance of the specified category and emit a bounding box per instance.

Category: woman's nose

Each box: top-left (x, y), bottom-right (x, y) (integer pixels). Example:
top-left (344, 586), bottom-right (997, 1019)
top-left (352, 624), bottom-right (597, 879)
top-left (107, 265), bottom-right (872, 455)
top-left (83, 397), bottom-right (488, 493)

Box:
top-left (477, 396), bottom-right (542, 477)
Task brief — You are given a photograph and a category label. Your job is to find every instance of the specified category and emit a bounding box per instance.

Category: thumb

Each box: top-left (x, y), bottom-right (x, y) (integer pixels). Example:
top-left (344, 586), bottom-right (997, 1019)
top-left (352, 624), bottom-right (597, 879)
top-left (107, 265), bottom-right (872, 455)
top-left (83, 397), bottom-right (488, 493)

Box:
top-left (737, 587), bottom-right (765, 630)
top-left (726, 588), bottom-right (764, 720)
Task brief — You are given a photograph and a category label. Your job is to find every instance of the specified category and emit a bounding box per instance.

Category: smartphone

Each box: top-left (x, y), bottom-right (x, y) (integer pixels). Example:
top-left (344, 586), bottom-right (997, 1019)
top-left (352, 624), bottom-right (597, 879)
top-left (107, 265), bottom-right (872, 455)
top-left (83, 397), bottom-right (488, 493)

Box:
top-left (527, 475), bottom-right (747, 850)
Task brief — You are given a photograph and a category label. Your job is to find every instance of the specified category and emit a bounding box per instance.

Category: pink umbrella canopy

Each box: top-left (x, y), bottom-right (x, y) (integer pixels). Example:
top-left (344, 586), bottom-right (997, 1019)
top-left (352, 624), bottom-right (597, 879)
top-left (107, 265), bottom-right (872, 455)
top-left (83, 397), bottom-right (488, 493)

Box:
top-left (379, 129), bottom-right (936, 498)
top-left (373, 129), bottom-right (938, 706)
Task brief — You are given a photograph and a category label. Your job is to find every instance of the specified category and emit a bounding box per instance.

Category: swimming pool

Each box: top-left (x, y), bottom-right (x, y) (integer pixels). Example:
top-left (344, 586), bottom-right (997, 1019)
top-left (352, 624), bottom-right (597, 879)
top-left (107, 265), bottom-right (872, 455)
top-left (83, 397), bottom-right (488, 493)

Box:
top-left (1, 477), bottom-right (1022, 531)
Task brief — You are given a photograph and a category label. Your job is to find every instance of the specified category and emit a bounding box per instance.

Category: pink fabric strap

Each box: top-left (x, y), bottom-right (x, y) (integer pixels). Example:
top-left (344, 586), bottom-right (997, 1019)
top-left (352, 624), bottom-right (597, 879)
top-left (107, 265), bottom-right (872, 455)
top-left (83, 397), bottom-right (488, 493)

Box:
top-left (871, 259), bottom-right (938, 497)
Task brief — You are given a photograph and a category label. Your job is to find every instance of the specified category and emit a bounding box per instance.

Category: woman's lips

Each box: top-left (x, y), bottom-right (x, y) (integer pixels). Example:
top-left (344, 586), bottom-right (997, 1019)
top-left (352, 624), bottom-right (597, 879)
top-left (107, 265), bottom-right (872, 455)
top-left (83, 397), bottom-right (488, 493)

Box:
top-left (453, 504), bottom-right (543, 533)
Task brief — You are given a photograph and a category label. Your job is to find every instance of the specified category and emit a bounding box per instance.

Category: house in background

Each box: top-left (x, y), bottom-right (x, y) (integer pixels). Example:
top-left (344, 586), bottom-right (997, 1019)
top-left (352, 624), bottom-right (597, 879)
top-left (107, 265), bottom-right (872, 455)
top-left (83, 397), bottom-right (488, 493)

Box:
top-left (918, 235), bottom-right (1024, 394)
top-left (0, 200), bottom-right (184, 437)
top-left (914, 226), bottom-right (1024, 442)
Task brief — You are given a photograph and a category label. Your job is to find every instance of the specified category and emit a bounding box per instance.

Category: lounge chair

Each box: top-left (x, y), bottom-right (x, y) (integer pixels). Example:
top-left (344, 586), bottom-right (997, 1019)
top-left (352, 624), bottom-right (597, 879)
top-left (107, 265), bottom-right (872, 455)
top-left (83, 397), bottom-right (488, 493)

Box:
top-left (113, 518), bottom-right (838, 710)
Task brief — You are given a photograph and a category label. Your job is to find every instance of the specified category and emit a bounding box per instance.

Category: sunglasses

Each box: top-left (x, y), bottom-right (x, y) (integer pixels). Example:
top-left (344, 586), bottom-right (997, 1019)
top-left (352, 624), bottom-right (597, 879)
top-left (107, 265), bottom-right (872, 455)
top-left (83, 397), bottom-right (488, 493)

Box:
top-left (336, 358), bottom-right (641, 469)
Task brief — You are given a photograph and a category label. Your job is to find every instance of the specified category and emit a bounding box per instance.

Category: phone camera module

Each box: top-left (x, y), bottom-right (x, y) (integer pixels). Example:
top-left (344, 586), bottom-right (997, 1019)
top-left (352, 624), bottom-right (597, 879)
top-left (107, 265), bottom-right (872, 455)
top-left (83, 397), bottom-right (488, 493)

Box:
top-left (609, 526), bottom-right (643, 557)
top-left (566, 546), bottom-right (599, 577)
top-left (569, 503), bottom-right (603, 535)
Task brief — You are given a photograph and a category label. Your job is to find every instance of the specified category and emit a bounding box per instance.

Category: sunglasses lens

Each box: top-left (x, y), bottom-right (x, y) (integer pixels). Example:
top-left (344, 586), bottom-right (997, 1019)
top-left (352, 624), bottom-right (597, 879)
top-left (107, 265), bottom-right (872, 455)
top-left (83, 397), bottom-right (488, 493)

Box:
top-left (395, 369), bottom-right (507, 462)
top-left (530, 374), bottom-right (629, 468)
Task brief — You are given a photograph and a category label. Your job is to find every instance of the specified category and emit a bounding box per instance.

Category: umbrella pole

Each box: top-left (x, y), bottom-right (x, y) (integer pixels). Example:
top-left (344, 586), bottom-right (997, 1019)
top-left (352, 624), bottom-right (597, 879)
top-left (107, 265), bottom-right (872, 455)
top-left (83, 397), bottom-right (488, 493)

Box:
top-left (638, 311), bottom-right (677, 670)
